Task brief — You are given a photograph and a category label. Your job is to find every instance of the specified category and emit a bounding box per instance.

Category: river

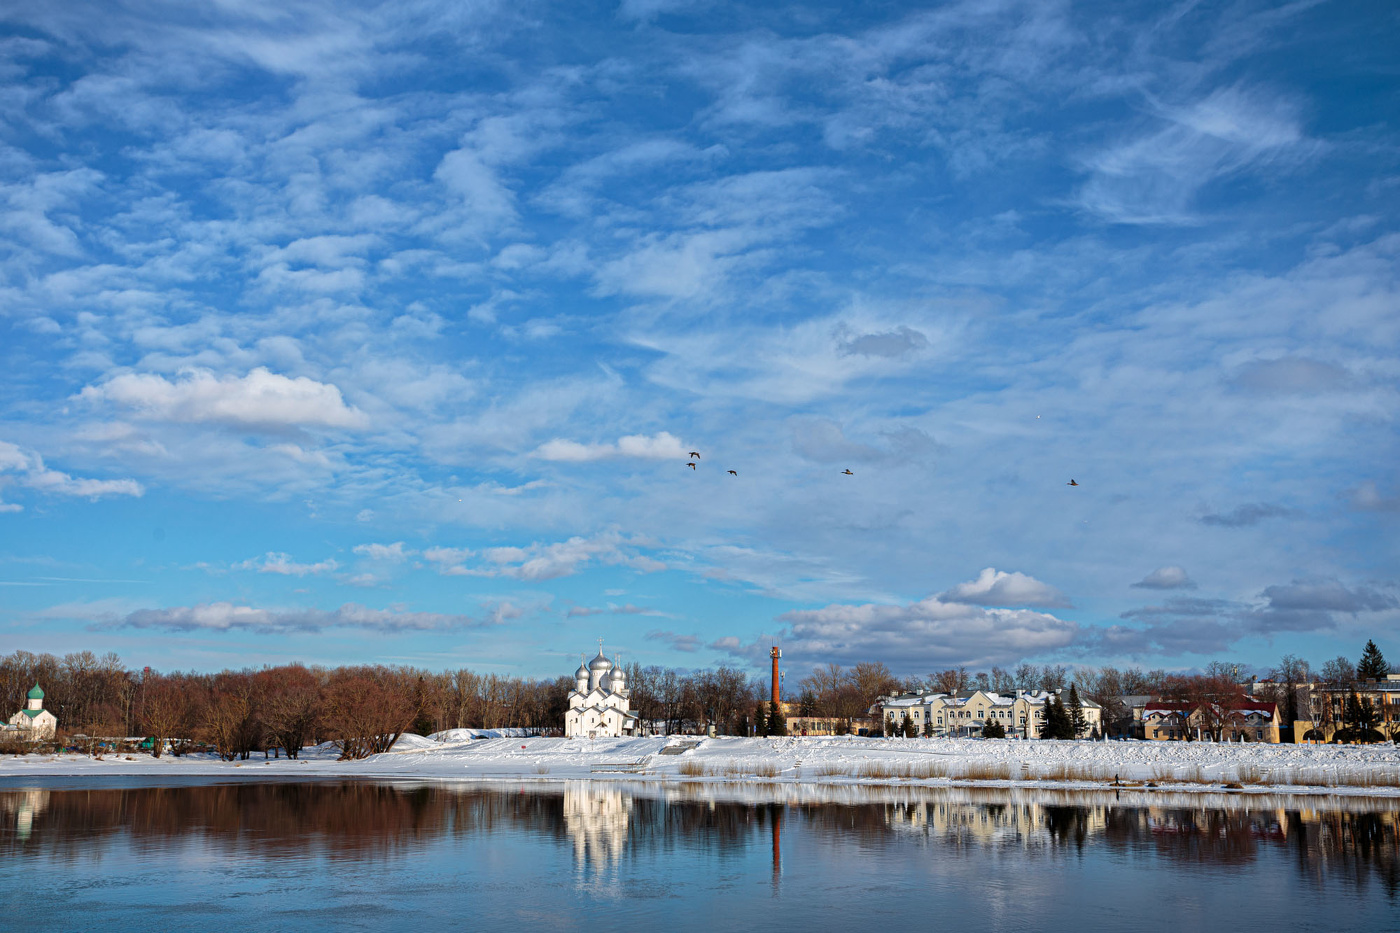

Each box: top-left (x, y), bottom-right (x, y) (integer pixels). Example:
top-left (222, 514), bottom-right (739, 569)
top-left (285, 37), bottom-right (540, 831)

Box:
top-left (1, 778), bottom-right (1395, 931)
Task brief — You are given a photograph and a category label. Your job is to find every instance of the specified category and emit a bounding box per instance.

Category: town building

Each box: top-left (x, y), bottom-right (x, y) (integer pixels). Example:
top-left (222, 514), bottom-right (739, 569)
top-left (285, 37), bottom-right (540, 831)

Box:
top-left (877, 688), bottom-right (1101, 739)
top-left (1143, 699), bottom-right (1282, 742)
top-left (786, 716), bottom-right (849, 736)
top-left (6, 684), bottom-right (58, 739)
top-left (564, 646), bottom-right (638, 739)
top-left (1297, 674), bottom-right (1400, 742)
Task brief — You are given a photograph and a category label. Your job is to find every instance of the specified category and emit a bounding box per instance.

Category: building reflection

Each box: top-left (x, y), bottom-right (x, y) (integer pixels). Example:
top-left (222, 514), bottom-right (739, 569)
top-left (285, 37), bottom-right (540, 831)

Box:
top-left (563, 784), bottom-right (632, 871)
top-left (1, 789), bottom-right (49, 842)
top-left (0, 781), bottom-right (1396, 895)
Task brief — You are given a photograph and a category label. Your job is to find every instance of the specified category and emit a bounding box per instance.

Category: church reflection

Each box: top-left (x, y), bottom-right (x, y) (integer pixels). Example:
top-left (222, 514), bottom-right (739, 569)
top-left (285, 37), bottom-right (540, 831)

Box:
top-left (1, 789), bottom-right (49, 842)
top-left (563, 784), bottom-right (632, 871)
top-left (0, 781), bottom-right (1396, 895)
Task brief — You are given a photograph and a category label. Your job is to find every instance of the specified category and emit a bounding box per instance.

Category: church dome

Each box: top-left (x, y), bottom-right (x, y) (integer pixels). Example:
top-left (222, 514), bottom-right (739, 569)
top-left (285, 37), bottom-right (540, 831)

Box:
top-left (588, 652), bottom-right (613, 674)
top-left (574, 660), bottom-right (589, 681)
top-left (608, 665), bottom-right (628, 690)
top-left (26, 684), bottom-right (43, 700)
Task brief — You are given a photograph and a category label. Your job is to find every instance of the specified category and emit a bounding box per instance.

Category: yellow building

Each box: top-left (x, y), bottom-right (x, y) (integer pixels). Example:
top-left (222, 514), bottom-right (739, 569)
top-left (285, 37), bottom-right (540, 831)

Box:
top-left (879, 689), bottom-right (1102, 739)
top-left (1143, 699), bottom-right (1281, 742)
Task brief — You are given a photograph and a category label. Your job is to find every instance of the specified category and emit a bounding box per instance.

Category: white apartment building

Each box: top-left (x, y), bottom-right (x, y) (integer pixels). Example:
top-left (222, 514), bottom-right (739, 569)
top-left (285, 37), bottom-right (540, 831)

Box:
top-left (878, 688), bottom-right (1102, 739)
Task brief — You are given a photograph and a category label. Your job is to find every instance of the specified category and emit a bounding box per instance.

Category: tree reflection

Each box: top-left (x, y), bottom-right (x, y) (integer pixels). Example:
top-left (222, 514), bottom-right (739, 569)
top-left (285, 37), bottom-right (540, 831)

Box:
top-left (1, 781), bottom-right (1397, 895)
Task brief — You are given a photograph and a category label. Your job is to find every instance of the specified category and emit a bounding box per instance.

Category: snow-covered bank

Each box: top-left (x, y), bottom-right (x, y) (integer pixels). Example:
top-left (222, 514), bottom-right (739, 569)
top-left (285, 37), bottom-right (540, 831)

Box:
top-left (2, 735), bottom-right (1398, 798)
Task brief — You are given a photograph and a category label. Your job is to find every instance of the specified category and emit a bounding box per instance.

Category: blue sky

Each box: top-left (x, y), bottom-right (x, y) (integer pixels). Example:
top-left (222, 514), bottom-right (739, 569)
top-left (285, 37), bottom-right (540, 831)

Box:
top-left (1, 0), bottom-right (1397, 680)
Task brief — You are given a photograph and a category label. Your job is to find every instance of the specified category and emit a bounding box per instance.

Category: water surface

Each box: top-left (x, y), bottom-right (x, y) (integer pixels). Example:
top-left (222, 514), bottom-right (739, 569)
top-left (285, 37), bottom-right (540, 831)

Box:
top-left (1, 779), bottom-right (1395, 931)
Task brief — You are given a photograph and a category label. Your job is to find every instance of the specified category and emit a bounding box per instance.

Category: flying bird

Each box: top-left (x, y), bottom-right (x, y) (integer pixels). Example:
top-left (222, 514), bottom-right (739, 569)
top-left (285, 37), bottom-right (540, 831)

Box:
top-left (1067, 479), bottom-right (1079, 486)
top-left (841, 469), bottom-right (854, 476)
top-left (688, 451), bottom-right (701, 459)
top-left (686, 462), bottom-right (696, 470)
top-left (727, 470), bottom-right (737, 476)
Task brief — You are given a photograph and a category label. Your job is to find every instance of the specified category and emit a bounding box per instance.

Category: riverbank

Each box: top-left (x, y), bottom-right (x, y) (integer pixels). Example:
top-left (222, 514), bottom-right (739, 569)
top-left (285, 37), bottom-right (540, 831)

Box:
top-left (2, 734), bottom-right (1398, 797)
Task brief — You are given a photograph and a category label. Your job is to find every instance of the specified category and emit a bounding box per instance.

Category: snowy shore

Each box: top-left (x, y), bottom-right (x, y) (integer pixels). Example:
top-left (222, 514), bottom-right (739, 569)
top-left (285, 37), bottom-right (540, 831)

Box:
top-left (2, 734), bottom-right (1398, 798)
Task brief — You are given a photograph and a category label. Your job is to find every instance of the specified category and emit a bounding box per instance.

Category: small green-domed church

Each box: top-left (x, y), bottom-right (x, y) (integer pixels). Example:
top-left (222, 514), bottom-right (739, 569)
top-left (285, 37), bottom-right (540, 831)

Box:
top-left (7, 684), bottom-right (58, 739)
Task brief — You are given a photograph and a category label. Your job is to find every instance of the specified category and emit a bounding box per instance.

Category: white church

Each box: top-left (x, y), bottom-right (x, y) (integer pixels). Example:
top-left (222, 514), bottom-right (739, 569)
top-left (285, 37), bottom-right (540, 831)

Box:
top-left (565, 644), bottom-right (637, 739)
top-left (7, 684), bottom-right (58, 739)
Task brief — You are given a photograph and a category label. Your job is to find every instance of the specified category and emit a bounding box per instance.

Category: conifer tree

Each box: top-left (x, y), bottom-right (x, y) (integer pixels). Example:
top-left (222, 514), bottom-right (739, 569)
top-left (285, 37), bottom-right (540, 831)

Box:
top-left (1358, 640), bottom-right (1390, 682)
top-left (755, 702), bottom-right (769, 737)
top-left (982, 719), bottom-right (1005, 739)
top-left (900, 711), bottom-right (914, 738)
top-left (1043, 694), bottom-right (1073, 740)
top-left (768, 699), bottom-right (786, 737)
top-left (1068, 684), bottom-right (1087, 739)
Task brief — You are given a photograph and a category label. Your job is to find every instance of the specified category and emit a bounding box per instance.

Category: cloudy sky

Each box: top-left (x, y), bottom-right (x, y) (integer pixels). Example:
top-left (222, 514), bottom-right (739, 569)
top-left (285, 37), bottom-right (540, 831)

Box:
top-left (1, 0), bottom-right (1397, 680)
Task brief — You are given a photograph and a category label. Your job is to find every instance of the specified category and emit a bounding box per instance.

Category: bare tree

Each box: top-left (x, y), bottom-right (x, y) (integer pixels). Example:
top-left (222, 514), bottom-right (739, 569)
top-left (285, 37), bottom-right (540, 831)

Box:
top-left (931, 668), bottom-right (969, 694)
top-left (1321, 656), bottom-right (1355, 685)
top-left (322, 667), bottom-right (420, 760)
top-left (258, 665), bottom-right (321, 758)
top-left (139, 675), bottom-right (195, 758)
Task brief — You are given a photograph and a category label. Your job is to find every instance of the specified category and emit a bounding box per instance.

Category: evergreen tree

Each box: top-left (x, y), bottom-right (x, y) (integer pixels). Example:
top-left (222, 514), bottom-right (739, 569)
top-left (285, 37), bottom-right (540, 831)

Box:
top-left (899, 712), bottom-right (915, 738)
top-left (1042, 695), bottom-right (1073, 740)
top-left (1067, 684), bottom-right (1087, 739)
top-left (768, 699), bottom-right (786, 737)
top-left (754, 702), bottom-right (768, 737)
top-left (1358, 640), bottom-right (1390, 682)
top-left (982, 719), bottom-right (1006, 739)
top-left (922, 717), bottom-right (934, 738)
top-left (1343, 691), bottom-right (1377, 738)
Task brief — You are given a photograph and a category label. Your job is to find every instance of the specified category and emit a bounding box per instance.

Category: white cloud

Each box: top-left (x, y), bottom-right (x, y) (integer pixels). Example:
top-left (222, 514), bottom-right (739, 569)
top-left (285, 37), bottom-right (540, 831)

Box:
top-left (112, 601), bottom-right (480, 633)
top-left (535, 431), bottom-right (688, 462)
top-left (423, 546), bottom-right (477, 576)
top-left (353, 541), bottom-right (413, 562)
top-left (940, 568), bottom-right (1071, 608)
top-left (233, 552), bottom-right (339, 576)
top-left (713, 595), bottom-right (1080, 673)
top-left (1077, 85), bottom-right (1308, 224)
top-left (0, 440), bottom-right (144, 509)
top-left (567, 603), bottom-right (669, 618)
top-left (80, 367), bottom-right (369, 430)
top-left (424, 532), bottom-right (664, 582)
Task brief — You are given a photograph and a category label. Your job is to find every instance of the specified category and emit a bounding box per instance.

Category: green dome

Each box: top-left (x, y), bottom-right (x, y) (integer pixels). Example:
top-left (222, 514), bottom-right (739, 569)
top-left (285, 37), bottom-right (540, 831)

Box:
top-left (26, 684), bottom-right (43, 700)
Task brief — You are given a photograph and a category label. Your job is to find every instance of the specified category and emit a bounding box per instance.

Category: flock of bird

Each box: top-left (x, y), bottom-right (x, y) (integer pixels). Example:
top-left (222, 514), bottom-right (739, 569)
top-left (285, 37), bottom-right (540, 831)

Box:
top-left (686, 450), bottom-right (748, 476)
top-left (685, 449), bottom-right (1075, 485)
top-left (685, 450), bottom-right (751, 476)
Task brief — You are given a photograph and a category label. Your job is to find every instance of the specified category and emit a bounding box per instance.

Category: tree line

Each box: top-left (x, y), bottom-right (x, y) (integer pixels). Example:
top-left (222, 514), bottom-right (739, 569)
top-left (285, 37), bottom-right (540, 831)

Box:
top-left (3, 640), bottom-right (1391, 755)
top-left (0, 651), bottom-right (787, 757)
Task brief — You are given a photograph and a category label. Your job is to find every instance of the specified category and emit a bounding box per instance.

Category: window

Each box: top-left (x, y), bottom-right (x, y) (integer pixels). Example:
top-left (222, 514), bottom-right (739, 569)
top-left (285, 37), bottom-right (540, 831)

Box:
top-left (978, 711), bottom-right (985, 718)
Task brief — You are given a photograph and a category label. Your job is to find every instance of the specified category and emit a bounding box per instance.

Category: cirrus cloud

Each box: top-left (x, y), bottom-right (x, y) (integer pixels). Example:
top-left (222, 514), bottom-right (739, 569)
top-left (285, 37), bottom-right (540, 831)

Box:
top-left (109, 601), bottom-right (484, 634)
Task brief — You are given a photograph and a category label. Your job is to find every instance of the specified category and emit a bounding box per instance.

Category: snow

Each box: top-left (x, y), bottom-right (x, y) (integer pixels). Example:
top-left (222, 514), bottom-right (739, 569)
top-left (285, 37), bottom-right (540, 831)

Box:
top-left (3, 735), bottom-right (1399, 798)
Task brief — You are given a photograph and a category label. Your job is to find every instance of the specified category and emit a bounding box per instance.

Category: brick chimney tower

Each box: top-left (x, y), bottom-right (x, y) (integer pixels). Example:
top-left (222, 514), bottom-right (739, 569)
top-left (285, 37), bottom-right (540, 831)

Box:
top-left (770, 646), bottom-right (781, 705)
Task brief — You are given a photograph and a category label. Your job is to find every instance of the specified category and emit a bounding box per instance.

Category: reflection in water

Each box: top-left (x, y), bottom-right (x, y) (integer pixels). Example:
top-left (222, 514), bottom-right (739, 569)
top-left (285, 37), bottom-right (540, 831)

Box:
top-left (564, 785), bottom-right (631, 871)
top-left (1, 780), bottom-right (1397, 919)
top-left (1, 789), bottom-right (48, 841)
